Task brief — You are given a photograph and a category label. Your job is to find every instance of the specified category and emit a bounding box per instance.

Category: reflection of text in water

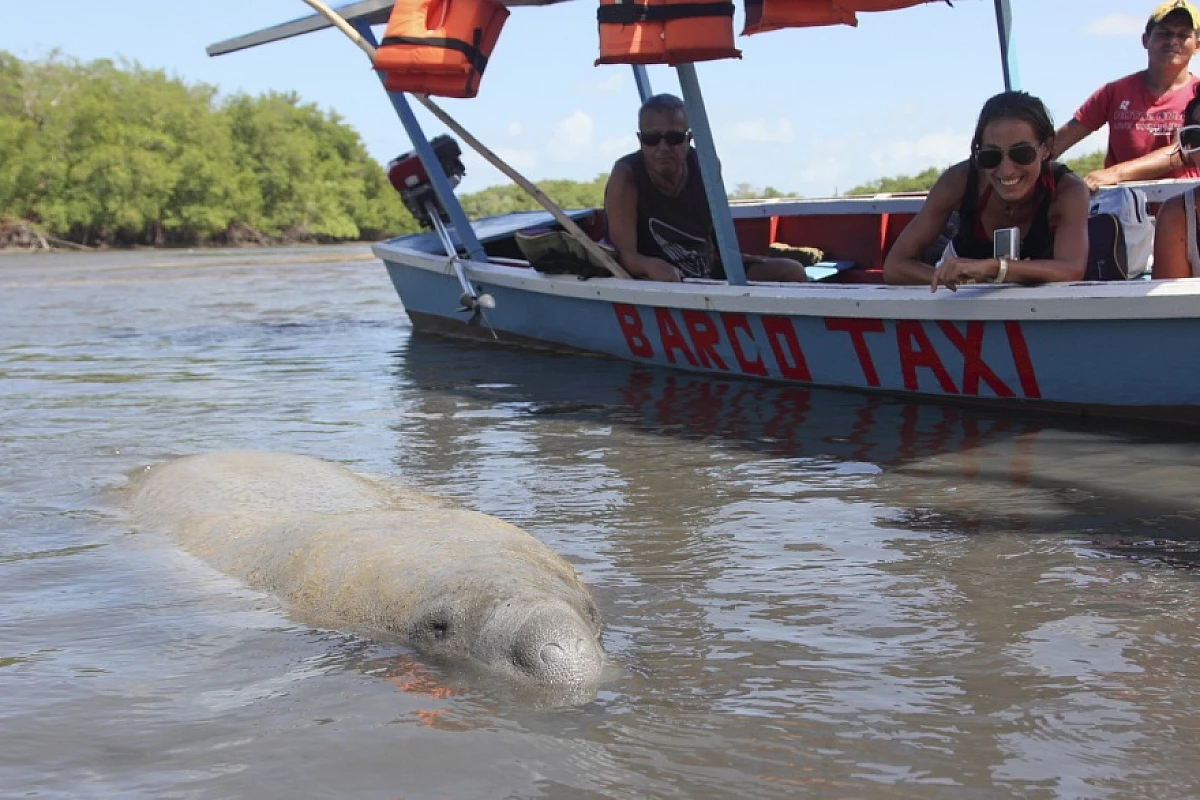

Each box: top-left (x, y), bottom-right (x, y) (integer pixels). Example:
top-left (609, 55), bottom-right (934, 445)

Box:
top-left (613, 304), bottom-right (1041, 399)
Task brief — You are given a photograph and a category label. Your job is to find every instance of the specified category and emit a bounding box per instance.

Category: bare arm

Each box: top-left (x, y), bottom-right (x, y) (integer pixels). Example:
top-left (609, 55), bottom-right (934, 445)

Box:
top-left (882, 162), bottom-right (967, 285)
top-left (603, 162), bottom-right (681, 282)
top-left (1050, 119), bottom-right (1092, 160)
top-left (1152, 193), bottom-right (1194, 279)
top-left (1082, 142), bottom-right (1184, 190)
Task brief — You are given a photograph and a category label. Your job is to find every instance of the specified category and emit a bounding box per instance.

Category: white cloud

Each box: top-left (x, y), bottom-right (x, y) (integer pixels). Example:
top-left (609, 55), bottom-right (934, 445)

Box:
top-left (868, 128), bottom-right (965, 175)
top-left (486, 147), bottom-right (539, 172)
top-left (599, 134), bottom-right (636, 160)
top-left (507, 121), bottom-right (522, 136)
top-left (720, 118), bottom-right (795, 144)
top-left (792, 157), bottom-right (852, 197)
top-left (1085, 14), bottom-right (1143, 36)
top-left (581, 71), bottom-right (626, 94)
top-left (546, 110), bottom-right (594, 163)
top-left (753, 126), bottom-right (969, 197)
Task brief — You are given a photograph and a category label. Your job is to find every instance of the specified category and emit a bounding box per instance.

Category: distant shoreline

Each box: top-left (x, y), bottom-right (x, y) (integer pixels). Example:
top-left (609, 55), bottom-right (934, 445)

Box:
top-left (0, 243), bottom-right (380, 259)
top-left (0, 219), bottom-right (386, 254)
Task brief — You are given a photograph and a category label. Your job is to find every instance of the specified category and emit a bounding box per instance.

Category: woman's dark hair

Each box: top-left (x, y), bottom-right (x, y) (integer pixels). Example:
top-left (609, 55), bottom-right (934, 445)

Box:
top-left (1185, 84), bottom-right (1200, 126)
top-left (969, 90), bottom-right (1056, 152)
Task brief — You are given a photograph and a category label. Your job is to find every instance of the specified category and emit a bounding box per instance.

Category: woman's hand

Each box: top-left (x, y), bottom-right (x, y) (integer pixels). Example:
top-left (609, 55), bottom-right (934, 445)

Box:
top-left (931, 256), bottom-right (998, 293)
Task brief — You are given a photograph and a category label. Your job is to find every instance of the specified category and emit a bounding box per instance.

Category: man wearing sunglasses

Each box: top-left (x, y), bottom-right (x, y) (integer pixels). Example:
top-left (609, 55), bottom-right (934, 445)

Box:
top-left (604, 93), bottom-right (808, 282)
top-left (1050, 0), bottom-right (1200, 189)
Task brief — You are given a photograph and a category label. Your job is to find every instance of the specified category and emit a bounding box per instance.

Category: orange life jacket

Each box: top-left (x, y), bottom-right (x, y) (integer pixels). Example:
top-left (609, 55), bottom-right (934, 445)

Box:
top-left (596, 0), bottom-right (741, 66)
top-left (744, 0), bottom-right (931, 36)
top-left (373, 0), bottom-right (509, 98)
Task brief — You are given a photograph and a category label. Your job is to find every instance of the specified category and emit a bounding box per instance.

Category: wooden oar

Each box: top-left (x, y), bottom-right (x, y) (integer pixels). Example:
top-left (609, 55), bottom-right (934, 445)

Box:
top-left (296, 0), bottom-right (632, 280)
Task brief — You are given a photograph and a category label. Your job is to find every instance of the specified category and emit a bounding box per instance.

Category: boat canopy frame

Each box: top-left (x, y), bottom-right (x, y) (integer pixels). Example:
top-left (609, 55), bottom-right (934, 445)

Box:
top-left (207, 0), bottom-right (1022, 284)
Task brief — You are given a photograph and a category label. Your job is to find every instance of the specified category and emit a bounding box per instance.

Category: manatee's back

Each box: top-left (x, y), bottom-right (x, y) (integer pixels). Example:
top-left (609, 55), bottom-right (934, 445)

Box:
top-left (131, 451), bottom-right (389, 522)
top-left (128, 451), bottom-right (590, 618)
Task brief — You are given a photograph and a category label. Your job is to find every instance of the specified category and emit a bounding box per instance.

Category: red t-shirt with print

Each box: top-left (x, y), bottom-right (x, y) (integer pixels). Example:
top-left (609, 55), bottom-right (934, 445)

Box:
top-left (1073, 70), bottom-right (1200, 178)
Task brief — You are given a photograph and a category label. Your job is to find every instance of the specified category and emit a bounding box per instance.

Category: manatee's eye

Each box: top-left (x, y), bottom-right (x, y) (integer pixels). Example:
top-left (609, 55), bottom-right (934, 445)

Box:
top-left (426, 617), bottom-right (450, 640)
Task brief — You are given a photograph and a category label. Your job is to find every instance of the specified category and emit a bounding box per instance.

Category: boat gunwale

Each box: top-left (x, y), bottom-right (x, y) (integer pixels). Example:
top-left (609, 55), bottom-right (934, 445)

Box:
top-left (373, 237), bottom-right (1200, 323)
top-left (727, 178), bottom-right (1200, 217)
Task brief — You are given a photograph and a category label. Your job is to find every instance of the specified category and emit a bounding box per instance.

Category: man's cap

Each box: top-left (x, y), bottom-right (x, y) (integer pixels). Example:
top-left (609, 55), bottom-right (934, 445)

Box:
top-left (1148, 0), bottom-right (1200, 31)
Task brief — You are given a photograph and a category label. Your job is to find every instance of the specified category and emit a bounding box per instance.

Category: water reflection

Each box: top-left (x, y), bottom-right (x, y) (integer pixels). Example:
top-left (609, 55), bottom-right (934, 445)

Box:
top-left (391, 333), bottom-right (1200, 546)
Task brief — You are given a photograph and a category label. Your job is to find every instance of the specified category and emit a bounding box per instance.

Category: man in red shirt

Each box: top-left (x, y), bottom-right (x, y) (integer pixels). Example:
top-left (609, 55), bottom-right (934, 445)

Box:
top-left (1052, 0), bottom-right (1200, 189)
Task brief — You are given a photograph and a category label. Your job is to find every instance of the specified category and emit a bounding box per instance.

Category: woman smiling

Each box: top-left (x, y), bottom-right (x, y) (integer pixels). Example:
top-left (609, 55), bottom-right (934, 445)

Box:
top-left (884, 91), bottom-right (1090, 292)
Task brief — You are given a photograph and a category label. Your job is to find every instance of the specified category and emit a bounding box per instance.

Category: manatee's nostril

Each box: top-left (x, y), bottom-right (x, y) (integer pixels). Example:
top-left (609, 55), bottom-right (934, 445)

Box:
top-left (540, 642), bottom-right (566, 664)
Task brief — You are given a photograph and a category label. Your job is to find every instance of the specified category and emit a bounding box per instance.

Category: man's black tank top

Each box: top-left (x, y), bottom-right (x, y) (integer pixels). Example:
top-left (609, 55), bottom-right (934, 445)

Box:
top-left (614, 148), bottom-right (716, 278)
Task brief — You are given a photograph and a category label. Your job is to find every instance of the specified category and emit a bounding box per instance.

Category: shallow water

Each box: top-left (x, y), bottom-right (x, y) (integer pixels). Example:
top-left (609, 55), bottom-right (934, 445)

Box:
top-left (2, 246), bottom-right (1199, 798)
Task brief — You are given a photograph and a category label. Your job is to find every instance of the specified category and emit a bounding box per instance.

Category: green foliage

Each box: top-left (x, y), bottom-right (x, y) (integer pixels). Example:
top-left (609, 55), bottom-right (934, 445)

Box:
top-left (0, 51), bottom-right (414, 246)
top-left (455, 176), bottom-right (794, 215)
top-left (845, 166), bottom-right (942, 196)
top-left (844, 152), bottom-right (1108, 197)
top-left (0, 48), bottom-right (1118, 249)
top-left (728, 183), bottom-right (788, 200)
top-left (1062, 150), bottom-right (1106, 176)
top-left (457, 174), bottom-right (609, 217)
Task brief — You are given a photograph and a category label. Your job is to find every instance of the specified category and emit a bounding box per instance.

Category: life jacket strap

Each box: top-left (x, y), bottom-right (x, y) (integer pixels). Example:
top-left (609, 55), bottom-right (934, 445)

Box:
top-left (597, 2), bottom-right (735, 25)
top-left (379, 33), bottom-right (490, 74)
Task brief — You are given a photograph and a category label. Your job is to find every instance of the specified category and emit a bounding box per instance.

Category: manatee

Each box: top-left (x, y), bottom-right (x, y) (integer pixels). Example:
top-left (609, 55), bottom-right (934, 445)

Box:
top-left (128, 451), bottom-right (605, 697)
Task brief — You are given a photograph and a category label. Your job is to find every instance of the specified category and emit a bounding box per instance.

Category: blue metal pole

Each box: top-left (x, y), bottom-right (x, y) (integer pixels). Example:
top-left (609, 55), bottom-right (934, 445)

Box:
top-left (993, 0), bottom-right (1020, 91)
top-left (631, 65), bottom-right (653, 103)
top-left (353, 22), bottom-right (485, 261)
top-left (675, 63), bottom-right (746, 286)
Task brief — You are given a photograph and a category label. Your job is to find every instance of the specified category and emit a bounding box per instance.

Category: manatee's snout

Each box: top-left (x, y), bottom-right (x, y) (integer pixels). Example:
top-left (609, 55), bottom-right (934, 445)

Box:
top-left (477, 601), bottom-right (604, 689)
top-left (512, 610), bottom-right (605, 688)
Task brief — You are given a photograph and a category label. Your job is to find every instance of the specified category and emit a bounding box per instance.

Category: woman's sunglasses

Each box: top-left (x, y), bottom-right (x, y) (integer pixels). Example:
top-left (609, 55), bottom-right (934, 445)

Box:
top-left (974, 142), bottom-right (1041, 170)
top-left (1179, 124), bottom-right (1200, 153)
top-left (638, 129), bottom-right (690, 147)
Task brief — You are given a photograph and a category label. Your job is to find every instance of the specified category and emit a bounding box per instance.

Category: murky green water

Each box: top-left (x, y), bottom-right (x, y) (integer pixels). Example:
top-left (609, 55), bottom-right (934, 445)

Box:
top-left (2, 246), bottom-right (1198, 798)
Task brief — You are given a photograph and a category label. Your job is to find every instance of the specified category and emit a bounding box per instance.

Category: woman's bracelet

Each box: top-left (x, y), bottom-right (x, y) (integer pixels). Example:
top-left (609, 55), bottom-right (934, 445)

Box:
top-left (994, 256), bottom-right (1009, 283)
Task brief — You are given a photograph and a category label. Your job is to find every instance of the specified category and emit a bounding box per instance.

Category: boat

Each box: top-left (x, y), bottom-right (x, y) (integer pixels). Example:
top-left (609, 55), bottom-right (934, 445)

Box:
top-left (208, 0), bottom-right (1200, 425)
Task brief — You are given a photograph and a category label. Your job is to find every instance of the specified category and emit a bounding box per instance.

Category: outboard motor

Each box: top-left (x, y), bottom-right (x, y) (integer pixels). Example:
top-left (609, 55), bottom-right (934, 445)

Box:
top-left (386, 134), bottom-right (467, 229)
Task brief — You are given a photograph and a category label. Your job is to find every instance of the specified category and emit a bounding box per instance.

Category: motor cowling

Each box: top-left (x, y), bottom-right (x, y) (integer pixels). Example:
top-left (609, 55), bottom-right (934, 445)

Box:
top-left (386, 135), bottom-right (467, 229)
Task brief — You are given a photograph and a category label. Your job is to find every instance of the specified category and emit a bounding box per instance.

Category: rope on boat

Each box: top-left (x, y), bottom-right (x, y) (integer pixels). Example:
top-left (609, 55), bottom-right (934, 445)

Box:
top-left (296, 0), bottom-right (633, 280)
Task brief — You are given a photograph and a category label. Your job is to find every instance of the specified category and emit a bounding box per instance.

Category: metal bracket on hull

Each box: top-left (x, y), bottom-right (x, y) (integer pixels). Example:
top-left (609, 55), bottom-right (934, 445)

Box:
top-left (426, 202), bottom-right (497, 335)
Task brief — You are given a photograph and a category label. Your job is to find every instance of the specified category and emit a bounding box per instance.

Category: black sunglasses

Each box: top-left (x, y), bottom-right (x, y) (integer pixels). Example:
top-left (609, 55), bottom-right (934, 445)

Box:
top-left (638, 129), bottom-right (689, 147)
top-left (974, 143), bottom-right (1041, 170)
top-left (1180, 124), bottom-right (1200, 152)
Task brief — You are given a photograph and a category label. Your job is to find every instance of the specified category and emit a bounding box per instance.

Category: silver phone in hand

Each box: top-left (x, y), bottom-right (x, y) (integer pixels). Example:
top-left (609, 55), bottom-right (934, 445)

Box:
top-left (994, 226), bottom-right (1020, 260)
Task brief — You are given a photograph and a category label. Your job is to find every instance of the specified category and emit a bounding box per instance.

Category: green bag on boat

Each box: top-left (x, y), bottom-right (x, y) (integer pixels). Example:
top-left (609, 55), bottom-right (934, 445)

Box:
top-left (514, 228), bottom-right (616, 279)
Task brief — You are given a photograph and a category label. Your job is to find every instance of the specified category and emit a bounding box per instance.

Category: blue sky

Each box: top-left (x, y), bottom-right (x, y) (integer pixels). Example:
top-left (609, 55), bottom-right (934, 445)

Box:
top-left (2, 1), bottom-right (1157, 196)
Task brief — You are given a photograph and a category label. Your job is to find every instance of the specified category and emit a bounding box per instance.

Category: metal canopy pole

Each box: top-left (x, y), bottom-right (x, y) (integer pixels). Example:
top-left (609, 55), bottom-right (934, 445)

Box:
top-left (675, 63), bottom-right (746, 286)
top-left (631, 65), bottom-right (653, 103)
top-left (352, 21), bottom-right (486, 262)
top-left (993, 0), bottom-right (1020, 91)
